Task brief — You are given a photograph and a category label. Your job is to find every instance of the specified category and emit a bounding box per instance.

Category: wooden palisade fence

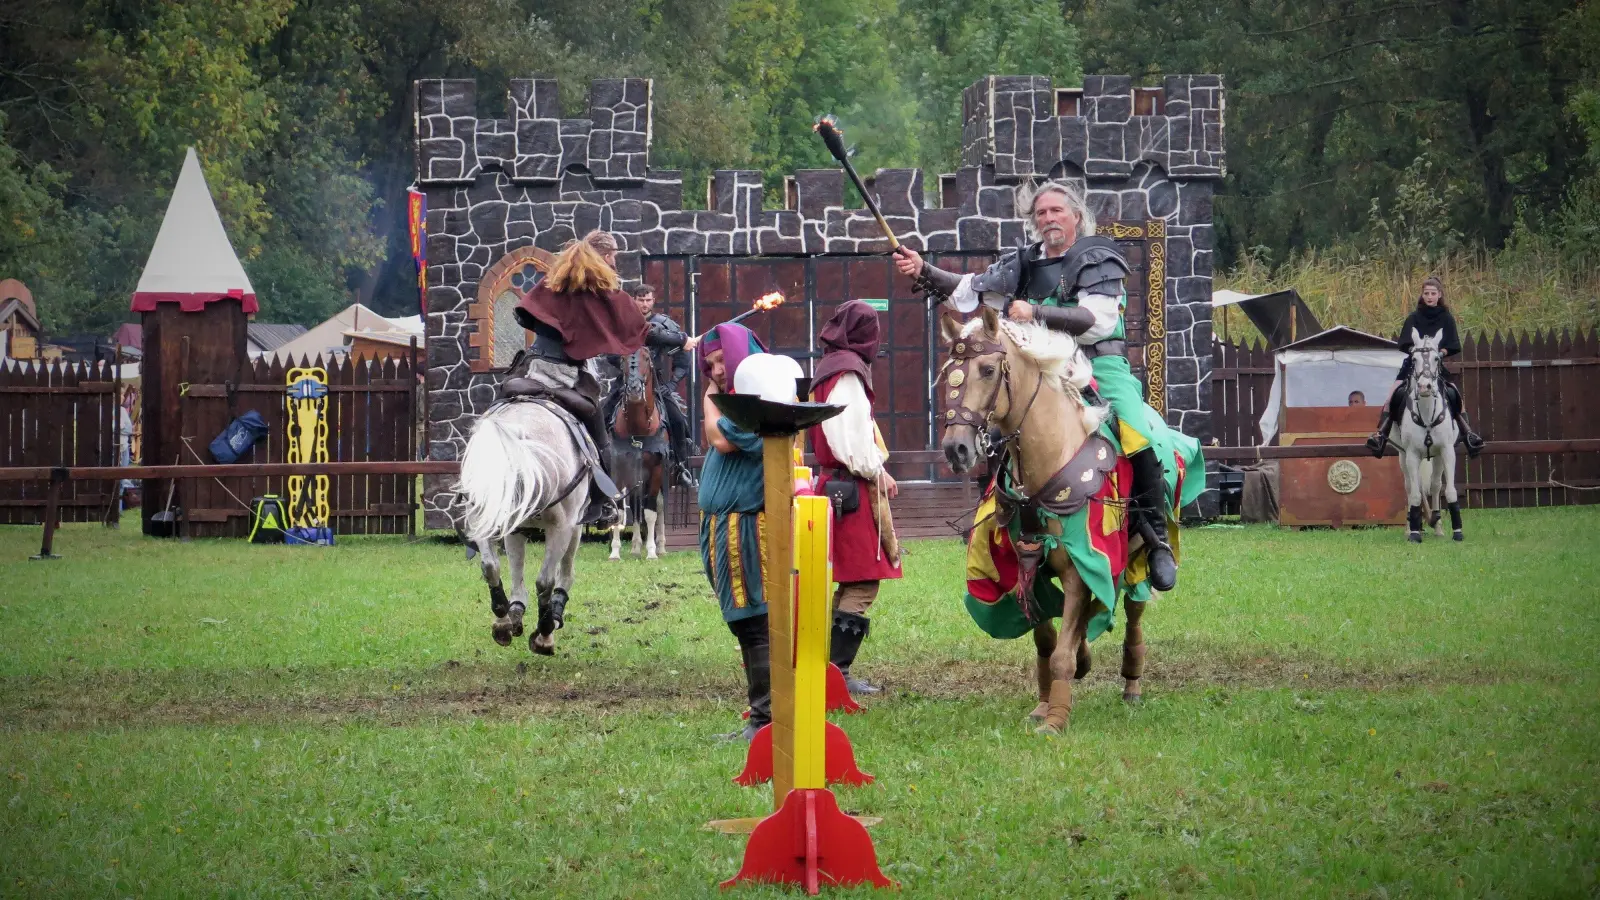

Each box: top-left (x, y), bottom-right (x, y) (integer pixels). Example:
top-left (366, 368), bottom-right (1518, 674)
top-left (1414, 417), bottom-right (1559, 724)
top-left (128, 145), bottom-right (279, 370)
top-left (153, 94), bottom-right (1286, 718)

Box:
top-left (162, 352), bottom-right (420, 537)
top-left (0, 359), bottom-right (124, 526)
top-left (1211, 327), bottom-right (1600, 508)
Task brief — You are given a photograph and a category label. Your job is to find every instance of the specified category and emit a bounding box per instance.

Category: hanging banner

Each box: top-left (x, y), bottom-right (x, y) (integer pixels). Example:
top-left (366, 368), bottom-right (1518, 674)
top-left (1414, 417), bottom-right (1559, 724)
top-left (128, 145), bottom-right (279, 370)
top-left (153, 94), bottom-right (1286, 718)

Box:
top-left (407, 187), bottom-right (427, 319)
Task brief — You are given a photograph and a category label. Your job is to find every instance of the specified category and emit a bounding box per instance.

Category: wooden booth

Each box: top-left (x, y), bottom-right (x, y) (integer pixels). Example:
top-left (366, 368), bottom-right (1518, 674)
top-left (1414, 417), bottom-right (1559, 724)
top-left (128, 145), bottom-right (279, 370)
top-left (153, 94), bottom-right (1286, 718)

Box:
top-left (131, 148), bottom-right (254, 535)
top-left (1258, 327), bottom-right (1407, 527)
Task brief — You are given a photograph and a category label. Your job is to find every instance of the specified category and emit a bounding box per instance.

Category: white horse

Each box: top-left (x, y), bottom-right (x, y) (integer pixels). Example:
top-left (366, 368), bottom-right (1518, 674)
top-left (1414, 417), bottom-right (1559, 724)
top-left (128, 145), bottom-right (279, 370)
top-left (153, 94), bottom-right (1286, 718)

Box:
top-left (458, 400), bottom-right (590, 654)
top-left (1389, 329), bottom-right (1463, 542)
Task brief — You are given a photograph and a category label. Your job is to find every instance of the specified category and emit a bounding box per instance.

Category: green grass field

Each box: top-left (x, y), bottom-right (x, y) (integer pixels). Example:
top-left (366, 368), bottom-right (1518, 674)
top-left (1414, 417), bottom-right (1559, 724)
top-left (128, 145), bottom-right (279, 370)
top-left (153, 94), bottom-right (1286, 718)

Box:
top-left (2, 508), bottom-right (1598, 898)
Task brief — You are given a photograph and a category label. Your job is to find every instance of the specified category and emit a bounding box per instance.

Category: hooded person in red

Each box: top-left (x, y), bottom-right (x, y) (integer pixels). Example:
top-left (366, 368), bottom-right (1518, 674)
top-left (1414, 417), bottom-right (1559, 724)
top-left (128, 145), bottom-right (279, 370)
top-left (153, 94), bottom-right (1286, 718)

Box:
top-left (807, 300), bottom-right (902, 695)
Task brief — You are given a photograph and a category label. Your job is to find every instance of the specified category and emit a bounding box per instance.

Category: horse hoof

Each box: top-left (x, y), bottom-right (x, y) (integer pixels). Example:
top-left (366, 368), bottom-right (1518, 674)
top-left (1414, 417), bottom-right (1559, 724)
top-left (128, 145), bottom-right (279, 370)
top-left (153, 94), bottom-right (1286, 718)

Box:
top-left (530, 632), bottom-right (555, 656)
top-left (508, 603), bottom-right (525, 638)
top-left (1407, 532), bottom-right (1422, 544)
top-left (491, 622), bottom-right (514, 647)
top-left (1453, 530), bottom-right (1464, 542)
top-left (1123, 689), bottom-right (1143, 705)
top-left (1027, 702), bottom-right (1050, 723)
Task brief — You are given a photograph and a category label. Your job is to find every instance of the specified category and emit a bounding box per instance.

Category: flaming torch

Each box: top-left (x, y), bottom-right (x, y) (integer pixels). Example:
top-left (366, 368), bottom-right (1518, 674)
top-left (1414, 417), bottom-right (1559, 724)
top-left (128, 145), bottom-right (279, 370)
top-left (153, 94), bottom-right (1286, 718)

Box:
top-left (696, 291), bottom-right (786, 338)
top-left (813, 115), bottom-right (901, 252)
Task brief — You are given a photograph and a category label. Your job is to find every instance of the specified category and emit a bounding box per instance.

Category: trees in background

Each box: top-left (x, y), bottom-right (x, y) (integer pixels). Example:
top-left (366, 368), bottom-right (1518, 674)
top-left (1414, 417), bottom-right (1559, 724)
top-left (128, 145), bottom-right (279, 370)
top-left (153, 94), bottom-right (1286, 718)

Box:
top-left (0, 0), bottom-right (1592, 335)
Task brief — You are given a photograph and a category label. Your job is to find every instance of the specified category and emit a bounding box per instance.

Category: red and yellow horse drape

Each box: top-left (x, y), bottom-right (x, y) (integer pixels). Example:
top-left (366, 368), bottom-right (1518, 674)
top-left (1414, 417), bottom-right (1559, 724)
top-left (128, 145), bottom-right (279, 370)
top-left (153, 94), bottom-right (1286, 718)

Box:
top-left (963, 437), bottom-right (1194, 643)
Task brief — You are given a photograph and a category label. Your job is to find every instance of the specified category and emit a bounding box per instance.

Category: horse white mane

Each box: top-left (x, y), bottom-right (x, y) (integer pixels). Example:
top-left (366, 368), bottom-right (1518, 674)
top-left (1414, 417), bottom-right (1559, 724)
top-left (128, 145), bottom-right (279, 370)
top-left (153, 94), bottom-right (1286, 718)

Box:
top-left (959, 317), bottom-right (1109, 431)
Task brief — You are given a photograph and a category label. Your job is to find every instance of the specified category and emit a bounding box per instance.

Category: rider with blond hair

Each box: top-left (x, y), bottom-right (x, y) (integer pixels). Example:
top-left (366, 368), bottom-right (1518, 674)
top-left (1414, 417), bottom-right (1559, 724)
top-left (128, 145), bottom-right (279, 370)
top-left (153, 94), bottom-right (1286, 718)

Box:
top-left (511, 231), bottom-right (650, 523)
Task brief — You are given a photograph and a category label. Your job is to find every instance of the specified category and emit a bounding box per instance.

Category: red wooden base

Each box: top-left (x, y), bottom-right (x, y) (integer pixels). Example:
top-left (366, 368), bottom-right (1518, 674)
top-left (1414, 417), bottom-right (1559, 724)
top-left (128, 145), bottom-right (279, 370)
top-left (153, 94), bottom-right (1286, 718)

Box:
top-left (733, 722), bottom-right (874, 787)
top-left (719, 788), bottom-right (896, 894)
top-left (825, 663), bottom-right (864, 713)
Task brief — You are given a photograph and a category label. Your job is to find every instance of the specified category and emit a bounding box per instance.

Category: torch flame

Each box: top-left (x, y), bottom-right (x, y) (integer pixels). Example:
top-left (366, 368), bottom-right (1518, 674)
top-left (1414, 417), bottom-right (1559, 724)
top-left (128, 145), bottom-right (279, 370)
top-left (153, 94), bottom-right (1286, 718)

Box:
top-left (753, 291), bottom-right (785, 311)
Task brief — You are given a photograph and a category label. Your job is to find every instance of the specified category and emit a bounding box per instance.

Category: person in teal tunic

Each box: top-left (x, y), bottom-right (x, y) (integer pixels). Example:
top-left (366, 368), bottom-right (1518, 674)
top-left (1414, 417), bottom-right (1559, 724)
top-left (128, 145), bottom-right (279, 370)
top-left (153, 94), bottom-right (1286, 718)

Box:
top-left (695, 321), bottom-right (771, 742)
top-left (897, 179), bottom-right (1195, 591)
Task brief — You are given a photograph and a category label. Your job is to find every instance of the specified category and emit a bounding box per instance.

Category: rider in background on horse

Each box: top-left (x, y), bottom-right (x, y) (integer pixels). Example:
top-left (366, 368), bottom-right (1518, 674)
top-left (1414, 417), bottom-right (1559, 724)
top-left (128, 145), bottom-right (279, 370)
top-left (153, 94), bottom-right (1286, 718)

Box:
top-left (895, 180), bottom-right (1181, 591)
top-left (696, 322), bottom-right (772, 741)
top-left (509, 231), bottom-right (648, 525)
top-left (808, 300), bottom-right (902, 696)
top-left (603, 282), bottom-right (701, 487)
top-left (1365, 276), bottom-right (1485, 459)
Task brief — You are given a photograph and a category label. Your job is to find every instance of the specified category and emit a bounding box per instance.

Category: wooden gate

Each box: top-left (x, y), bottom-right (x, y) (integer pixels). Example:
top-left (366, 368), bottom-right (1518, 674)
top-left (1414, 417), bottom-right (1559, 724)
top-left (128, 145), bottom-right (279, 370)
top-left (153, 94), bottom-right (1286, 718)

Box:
top-left (645, 221), bottom-right (1169, 545)
top-left (0, 360), bottom-right (124, 525)
top-left (166, 353), bottom-right (421, 537)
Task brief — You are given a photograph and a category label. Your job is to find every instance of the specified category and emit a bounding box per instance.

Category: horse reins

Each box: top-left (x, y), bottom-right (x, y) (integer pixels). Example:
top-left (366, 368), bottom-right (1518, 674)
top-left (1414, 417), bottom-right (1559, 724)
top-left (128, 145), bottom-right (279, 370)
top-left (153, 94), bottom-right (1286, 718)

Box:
top-left (1407, 349), bottom-right (1448, 451)
top-left (938, 331), bottom-right (1044, 500)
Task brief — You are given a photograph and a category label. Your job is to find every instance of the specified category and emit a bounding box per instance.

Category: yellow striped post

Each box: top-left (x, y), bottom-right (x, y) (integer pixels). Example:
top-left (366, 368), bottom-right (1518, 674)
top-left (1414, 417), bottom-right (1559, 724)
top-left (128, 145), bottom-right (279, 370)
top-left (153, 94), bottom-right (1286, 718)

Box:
top-left (791, 493), bottom-right (832, 790)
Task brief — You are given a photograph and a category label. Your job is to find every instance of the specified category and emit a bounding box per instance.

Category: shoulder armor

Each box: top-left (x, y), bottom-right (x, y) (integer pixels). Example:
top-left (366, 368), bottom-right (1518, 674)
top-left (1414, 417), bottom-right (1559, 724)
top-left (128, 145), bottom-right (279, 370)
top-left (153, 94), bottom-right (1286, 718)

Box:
top-left (969, 248), bottom-right (1024, 295)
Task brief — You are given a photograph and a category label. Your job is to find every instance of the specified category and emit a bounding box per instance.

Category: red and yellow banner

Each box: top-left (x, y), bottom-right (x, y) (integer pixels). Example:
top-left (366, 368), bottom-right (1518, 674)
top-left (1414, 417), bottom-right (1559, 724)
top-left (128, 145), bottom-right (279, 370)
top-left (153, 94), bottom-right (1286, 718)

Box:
top-left (407, 188), bottom-right (427, 319)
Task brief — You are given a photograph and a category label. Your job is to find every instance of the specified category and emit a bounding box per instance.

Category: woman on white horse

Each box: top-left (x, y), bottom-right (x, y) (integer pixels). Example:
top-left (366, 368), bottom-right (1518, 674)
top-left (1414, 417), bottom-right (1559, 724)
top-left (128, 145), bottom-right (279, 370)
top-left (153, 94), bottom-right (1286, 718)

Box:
top-left (508, 232), bottom-right (651, 523)
top-left (1366, 277), bottom-right (1485, 459)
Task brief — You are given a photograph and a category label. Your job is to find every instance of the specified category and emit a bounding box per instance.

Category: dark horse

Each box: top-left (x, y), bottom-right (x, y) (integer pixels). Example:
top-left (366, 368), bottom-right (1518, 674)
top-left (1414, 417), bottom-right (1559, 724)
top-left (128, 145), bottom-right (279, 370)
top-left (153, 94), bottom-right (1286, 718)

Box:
top-left (608, 346), bottom-right (668, 559)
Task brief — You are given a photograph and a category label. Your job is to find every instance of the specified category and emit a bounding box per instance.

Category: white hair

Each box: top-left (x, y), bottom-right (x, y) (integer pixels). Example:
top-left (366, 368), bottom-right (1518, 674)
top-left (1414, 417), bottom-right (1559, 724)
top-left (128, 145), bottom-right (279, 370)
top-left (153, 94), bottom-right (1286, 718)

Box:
top-left (957, 317), bottom-right (1109, 432)
top-left (1016, 179), bottom-right (1097, 241)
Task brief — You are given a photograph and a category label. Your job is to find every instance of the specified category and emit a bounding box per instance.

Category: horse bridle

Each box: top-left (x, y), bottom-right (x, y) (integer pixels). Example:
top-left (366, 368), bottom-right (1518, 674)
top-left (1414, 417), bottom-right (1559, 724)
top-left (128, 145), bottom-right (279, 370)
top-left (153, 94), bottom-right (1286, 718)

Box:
top-left (938, 332), bottom-right (1044, 466)
top-left (1407, 346), bottom-right (1447, 450)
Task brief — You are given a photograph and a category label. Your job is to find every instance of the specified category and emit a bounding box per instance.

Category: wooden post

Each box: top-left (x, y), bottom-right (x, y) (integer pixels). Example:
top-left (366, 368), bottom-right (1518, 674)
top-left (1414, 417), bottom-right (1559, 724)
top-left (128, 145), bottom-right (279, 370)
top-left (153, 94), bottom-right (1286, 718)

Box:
top-left (31, 467), bottom-right (66, 560)
top-left (108, 344), bottom-right (123, 527)
top-left (761, 432), bottom-right (798, 808)
top-left (408, 335), bottom-right (419, 536)
top-left (177, 335), bottom-right (191, 541)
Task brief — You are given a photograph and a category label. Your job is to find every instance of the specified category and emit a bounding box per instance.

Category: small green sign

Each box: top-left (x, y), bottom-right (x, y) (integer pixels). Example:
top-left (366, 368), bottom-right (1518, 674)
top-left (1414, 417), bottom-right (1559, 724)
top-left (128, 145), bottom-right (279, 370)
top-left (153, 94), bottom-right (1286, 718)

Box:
top-left (862, 298), bottom-right (889, 311)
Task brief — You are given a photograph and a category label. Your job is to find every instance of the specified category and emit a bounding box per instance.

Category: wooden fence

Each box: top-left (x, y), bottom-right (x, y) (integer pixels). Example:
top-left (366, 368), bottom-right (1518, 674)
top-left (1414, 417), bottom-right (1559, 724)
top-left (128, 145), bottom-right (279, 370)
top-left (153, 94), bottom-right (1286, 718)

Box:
top-left (1211, 328), bottom-right (1600, 508)
top-left (0, 360), bottom-right (124, 525)
top-left (162, 353), bottom-right (421, 537)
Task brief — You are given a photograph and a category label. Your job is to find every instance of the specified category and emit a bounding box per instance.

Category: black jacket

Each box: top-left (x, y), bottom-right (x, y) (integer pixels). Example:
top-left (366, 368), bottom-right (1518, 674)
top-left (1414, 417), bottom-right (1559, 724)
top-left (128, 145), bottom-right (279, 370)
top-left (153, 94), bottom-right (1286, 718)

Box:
top-left (1396, 304), bottom-right (1461, 356)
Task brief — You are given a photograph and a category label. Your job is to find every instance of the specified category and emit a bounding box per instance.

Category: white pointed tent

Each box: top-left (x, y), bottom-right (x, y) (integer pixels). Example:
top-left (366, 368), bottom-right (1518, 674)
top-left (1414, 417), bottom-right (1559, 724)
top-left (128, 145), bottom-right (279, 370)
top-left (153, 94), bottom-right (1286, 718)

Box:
top-left (129, 147), bottom-right (258, 314)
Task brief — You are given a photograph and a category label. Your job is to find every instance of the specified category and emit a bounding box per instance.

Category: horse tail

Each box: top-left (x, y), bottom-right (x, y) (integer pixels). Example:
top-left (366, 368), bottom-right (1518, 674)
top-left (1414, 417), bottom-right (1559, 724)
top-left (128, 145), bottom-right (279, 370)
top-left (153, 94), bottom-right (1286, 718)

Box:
top-left (459, 404), bottom-right (575, 543)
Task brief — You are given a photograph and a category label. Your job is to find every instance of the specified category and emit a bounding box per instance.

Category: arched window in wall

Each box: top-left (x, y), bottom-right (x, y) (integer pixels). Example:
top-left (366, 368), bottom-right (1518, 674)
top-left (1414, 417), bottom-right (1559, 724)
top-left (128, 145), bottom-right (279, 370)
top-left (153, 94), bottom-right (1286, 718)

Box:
top-left (467, 246), bottom-right (553, 372)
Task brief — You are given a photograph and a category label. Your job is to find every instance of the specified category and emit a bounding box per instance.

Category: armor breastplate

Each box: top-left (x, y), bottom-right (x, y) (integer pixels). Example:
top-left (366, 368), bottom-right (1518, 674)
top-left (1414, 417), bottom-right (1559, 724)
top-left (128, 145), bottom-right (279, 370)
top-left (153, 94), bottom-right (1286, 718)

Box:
top-left (1020, 255), bottom-right (1070, 300)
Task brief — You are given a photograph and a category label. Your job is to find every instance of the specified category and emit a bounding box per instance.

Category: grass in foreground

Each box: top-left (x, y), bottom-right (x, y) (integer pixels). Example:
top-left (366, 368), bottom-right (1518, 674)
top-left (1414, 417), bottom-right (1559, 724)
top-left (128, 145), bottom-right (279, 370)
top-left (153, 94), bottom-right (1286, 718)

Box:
top-left (2, 507), bottom-right (1598, 897)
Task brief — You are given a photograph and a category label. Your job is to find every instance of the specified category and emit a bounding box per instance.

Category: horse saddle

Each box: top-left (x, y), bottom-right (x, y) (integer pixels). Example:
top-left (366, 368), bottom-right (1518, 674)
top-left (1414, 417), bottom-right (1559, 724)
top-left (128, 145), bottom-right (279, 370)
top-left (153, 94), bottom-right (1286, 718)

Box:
top-left (499, 377), bottom-right (598, 421)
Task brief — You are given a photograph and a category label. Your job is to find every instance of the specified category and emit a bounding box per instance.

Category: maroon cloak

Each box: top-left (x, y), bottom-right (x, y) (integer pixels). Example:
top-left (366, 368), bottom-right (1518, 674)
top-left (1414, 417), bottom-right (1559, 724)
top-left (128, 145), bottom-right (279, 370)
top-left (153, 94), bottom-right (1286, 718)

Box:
top-left (515, 284), bottom-right (647, 360)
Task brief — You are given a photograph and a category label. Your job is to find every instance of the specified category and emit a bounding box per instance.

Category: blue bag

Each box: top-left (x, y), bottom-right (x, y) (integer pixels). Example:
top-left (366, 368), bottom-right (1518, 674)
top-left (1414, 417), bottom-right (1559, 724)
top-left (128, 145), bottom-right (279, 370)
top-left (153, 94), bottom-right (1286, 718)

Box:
top-left (209, 410), bottom-right (270, 464)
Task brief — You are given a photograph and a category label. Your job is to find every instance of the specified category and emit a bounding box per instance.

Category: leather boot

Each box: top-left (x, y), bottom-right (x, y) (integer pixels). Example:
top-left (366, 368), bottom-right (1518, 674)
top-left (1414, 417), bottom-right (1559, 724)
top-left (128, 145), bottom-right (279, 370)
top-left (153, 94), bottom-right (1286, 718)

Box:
top-left (1458, 415), bottom-right (1485, 458)
top-left (722, 615), bottom-right (770, 741)
top-left (1132, 445), bottom-right (1184, 589)
top-left (1130, 450), bottom-right (1177, 592)
top-left (1447, 384), bottom-right (1484, 458)
top-left (829, 611), bottom-right (879, 695)
top-left (565, 395), bottom-right (621, 526)
top-left (1365, 406), bottom-right (1394, 458)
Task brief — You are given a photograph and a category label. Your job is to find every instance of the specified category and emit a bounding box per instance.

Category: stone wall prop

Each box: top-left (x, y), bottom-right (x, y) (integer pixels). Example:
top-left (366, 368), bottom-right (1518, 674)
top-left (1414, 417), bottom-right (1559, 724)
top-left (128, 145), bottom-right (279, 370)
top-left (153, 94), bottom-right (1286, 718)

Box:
top-left (416, 74), bottom-right (1225, 527)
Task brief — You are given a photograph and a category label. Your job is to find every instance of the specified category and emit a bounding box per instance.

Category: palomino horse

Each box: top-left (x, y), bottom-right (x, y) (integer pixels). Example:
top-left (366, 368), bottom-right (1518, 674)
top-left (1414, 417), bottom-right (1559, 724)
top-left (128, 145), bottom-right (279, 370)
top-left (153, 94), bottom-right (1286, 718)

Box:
top-left (939, 307), bottom-right (1148, 735)
top-left (458, 400), bottom-right (589, 655)
top-left (608, 347), bottom-right (668, 560)
top-left (1389, 329), bottom-right (1463, 542)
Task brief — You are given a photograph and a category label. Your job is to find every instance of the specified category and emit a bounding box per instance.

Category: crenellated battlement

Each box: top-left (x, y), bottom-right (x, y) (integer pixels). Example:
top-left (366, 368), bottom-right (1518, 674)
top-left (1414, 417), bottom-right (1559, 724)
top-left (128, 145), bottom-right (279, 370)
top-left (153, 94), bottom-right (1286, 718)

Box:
top-left (416, 78), bottom-right (653, 184)
top-left (961, 74), bottom-right (1225, 181)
